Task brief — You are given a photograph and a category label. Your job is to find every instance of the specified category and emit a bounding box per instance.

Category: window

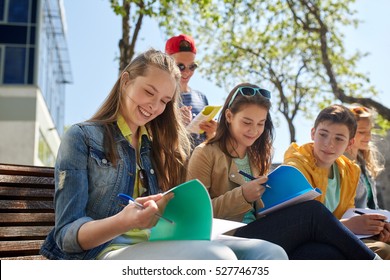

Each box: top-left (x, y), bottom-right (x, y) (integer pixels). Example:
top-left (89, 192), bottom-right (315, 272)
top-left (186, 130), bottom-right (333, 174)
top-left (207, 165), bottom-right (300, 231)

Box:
top-left (8, 0), bottom-right (29, 23)
top-left (4, 46), bottom-right (25, 83)
top-left (0, 46), bottom-right (3, 82)
top-left (0, 0), bottom-right (4, 22)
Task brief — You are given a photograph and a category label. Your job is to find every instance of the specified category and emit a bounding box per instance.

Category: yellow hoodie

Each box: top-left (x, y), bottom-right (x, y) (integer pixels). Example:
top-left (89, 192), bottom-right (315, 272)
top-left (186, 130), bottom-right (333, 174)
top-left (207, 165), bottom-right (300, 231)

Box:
top-left (283, 142), bottom-right (360, 219)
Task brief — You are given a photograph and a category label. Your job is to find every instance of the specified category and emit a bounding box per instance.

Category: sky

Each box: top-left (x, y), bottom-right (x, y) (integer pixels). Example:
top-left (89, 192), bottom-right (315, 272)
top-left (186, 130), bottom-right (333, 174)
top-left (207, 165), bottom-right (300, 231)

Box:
top-left (62, 0), bottom-right (390, 163)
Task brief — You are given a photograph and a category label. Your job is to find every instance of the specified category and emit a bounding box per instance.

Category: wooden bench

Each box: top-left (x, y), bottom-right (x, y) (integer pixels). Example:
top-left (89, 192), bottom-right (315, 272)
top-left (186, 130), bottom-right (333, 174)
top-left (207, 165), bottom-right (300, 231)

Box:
top-left (0, 163), bottom-right (55, 260)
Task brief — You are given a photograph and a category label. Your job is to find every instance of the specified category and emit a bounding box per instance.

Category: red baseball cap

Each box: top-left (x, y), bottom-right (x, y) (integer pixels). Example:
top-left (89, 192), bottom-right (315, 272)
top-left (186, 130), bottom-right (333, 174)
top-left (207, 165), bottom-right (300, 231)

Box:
top-left (165, 34), bottom-right (197, 55)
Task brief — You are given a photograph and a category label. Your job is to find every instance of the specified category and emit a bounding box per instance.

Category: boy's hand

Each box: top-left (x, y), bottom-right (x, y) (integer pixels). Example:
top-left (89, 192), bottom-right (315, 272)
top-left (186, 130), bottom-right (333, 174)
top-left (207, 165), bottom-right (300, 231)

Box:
top-left (377, 222), bottom-right (390, 242)
top-left (180, 106), bottom-right (193, 125)
top-left (199, 119), bottom-right (217, 139)
top-left (344, 214), bottom-right (386, 235)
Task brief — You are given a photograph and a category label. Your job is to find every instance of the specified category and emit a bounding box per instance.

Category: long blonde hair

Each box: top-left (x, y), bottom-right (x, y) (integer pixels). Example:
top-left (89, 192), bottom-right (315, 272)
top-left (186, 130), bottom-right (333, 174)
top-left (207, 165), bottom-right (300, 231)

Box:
top-left (349, 105), bottom-right (384, 178)
top-left (89, 49), bottom-right (191, 191)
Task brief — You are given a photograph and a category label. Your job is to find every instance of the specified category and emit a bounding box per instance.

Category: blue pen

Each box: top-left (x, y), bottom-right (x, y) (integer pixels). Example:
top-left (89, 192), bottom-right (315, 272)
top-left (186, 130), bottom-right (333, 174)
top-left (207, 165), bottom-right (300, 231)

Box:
top-left (117, 193), bottom-right (174, 224)
top-left (238, 170), bottom-right (271, 189)
top-left (353, 209), bottom-right (389, 223)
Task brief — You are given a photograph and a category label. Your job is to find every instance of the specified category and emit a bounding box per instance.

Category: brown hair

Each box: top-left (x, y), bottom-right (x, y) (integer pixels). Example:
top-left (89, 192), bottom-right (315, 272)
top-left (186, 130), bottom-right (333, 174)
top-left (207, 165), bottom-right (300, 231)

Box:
top-left (208, 82), bottom-right (274, 175)
top-left (88, 49), bottom-right (191, 191)
top-left (314, 104), bottom-right (357, 139)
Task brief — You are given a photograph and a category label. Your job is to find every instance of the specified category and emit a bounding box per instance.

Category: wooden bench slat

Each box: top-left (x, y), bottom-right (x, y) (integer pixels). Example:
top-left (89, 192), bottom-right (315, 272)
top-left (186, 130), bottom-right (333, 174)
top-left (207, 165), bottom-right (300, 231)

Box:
top-left (0, 200), bottom-right (54, 210)
top-left (0, 186), bottom-right (54, 198)
top-left (0, 240), bottom-right (44, 251)
top-left (0, 213), bottom-right (55, 224)
top-left (0, 255), bottom-right (46, 260)
top-left (0, 174), bottom-right (55, 186)
top-left (0, 164), bottom-right (54, 259)
top-left (0, 240), bottom-right (46, 260)
top-left (0, 164), bottom-right (54, 177)
top-left (0, 226), bottom-right (53, 238)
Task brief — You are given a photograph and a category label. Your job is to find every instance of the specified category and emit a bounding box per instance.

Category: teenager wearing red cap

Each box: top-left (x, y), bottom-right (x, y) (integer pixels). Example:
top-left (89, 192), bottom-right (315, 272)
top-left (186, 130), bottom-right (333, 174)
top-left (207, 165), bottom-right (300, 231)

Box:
top-left (165, 34), bottom-right (217, 148)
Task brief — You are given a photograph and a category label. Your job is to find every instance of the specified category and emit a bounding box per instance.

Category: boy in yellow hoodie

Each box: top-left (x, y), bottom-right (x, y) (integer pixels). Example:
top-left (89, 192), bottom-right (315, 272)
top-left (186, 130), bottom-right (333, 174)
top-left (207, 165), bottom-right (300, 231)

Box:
top-left (284, 104), bottom-right (388, 259)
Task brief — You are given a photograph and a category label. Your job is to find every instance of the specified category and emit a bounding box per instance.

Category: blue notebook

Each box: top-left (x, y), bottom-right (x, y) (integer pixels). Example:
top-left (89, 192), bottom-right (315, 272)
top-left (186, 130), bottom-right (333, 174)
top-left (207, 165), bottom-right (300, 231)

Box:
top-left (258, 165), bottom-right (322, 215)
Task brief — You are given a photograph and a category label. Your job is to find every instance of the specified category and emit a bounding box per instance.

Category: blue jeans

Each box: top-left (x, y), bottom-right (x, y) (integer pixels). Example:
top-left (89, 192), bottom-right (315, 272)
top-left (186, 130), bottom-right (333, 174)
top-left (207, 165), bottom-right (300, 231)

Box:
top-left (216, 237), bottom-right (288, 260)
top-left (99, 239), bottom-right (288, 260)
top-left (234, 200), bottom-right (376, 260)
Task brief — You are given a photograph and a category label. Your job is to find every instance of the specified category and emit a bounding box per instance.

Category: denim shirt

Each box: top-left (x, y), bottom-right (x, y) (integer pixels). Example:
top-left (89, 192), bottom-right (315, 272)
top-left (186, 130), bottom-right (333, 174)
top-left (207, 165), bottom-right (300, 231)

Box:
top-left (40, 122), bottom-right (160, 259)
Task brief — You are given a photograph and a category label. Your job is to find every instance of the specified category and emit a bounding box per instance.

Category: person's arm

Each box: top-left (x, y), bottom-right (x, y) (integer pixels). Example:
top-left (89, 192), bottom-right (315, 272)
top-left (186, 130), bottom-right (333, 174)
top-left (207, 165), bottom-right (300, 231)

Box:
top-left (378, 222), bottom-right (390, 242)
top-left (77, 193), bottom-right (172, 250)
top-left (187, 146), bottom-right (253, 219)
top-left (340, 213), bottom-right (387, 236)
top-left (199, 94), bottom-right (217, 139)
top-left (54, 125), bottom-right (172, 253)
top-left (53, 125), bottom-right (92, 253)
top-left (199, 119), bottom-right (218, 140)
top-left (180, 106), bottom-right (193, 126)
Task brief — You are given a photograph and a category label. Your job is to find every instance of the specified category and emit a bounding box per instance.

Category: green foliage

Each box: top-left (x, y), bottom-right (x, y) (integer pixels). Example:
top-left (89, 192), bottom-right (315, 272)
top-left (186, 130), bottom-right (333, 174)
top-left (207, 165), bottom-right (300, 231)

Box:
top-left (109, 0), bottom-right (387, 141)
top-left (109, 0), bottom-right (219, 64)
top-left (110, 0), bottom-right (126, 16)
top-left (158, 0), bottom-right (385, 141)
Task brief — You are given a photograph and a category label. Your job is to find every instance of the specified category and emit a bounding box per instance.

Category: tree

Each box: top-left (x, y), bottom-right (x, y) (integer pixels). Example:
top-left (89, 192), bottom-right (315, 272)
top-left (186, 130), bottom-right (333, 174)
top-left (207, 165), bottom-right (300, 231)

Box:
top-left (110, 0), bottom-right (389, 140)
top-left (110, 0), bottom-right (217, 72)
top-left (205, 1), bottom-right (327, 142)
top-left (157, 0), bottom-right (389, 137)
top-left (286, 0), bottom-right (390, 121)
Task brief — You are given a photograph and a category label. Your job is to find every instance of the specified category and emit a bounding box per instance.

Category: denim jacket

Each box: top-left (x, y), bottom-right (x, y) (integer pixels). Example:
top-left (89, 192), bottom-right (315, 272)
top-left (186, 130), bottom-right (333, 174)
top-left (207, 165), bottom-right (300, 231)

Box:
top-left (40, 122), bottom-right (160, 259)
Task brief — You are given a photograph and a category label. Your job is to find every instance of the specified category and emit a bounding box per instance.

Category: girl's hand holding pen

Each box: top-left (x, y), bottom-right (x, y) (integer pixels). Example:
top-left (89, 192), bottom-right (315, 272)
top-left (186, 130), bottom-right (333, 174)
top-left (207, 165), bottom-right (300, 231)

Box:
top-left (351, 211), bottom-right (390, 242)
top-left (353, 210), bottom-right (388, 223)
top-left (148, 192), bottom-right (175, 222)
top-left (241, 175), bottom-right (268, 203)
top-left (239, 170), bottom-right (271, 188)
top-left (118, 193), bottom-right (174, 230)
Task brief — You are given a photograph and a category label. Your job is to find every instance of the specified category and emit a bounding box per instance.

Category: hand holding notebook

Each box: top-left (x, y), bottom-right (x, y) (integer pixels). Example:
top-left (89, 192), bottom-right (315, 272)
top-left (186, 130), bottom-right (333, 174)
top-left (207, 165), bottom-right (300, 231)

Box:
top-left (186, 105), bottom-right (222, 134)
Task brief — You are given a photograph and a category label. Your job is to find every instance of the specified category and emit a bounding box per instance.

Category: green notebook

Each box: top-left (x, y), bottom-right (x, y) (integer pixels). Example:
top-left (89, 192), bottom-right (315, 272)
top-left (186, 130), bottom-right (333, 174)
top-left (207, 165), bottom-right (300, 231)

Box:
top-left (149, 179), bottom-right (213, 241)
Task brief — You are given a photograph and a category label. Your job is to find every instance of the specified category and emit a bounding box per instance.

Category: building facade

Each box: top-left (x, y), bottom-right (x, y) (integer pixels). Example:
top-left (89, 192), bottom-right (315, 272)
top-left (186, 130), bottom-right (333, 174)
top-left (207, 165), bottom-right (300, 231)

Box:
top-left (0, 0), bottom-right (71, 166)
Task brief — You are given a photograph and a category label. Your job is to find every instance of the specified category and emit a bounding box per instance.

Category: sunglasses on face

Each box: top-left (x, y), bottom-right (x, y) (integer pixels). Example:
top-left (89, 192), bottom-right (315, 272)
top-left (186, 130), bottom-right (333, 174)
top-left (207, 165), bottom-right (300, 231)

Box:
top-left (227, 86), bottom-right (271, 108)
top-left (177, 63), bottom-right (198, 72)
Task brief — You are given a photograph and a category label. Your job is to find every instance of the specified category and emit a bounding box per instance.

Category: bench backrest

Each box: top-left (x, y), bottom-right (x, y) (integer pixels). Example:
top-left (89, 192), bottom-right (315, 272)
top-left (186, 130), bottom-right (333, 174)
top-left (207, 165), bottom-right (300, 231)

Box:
top-left (0, 163), bottom-right (55, 260)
